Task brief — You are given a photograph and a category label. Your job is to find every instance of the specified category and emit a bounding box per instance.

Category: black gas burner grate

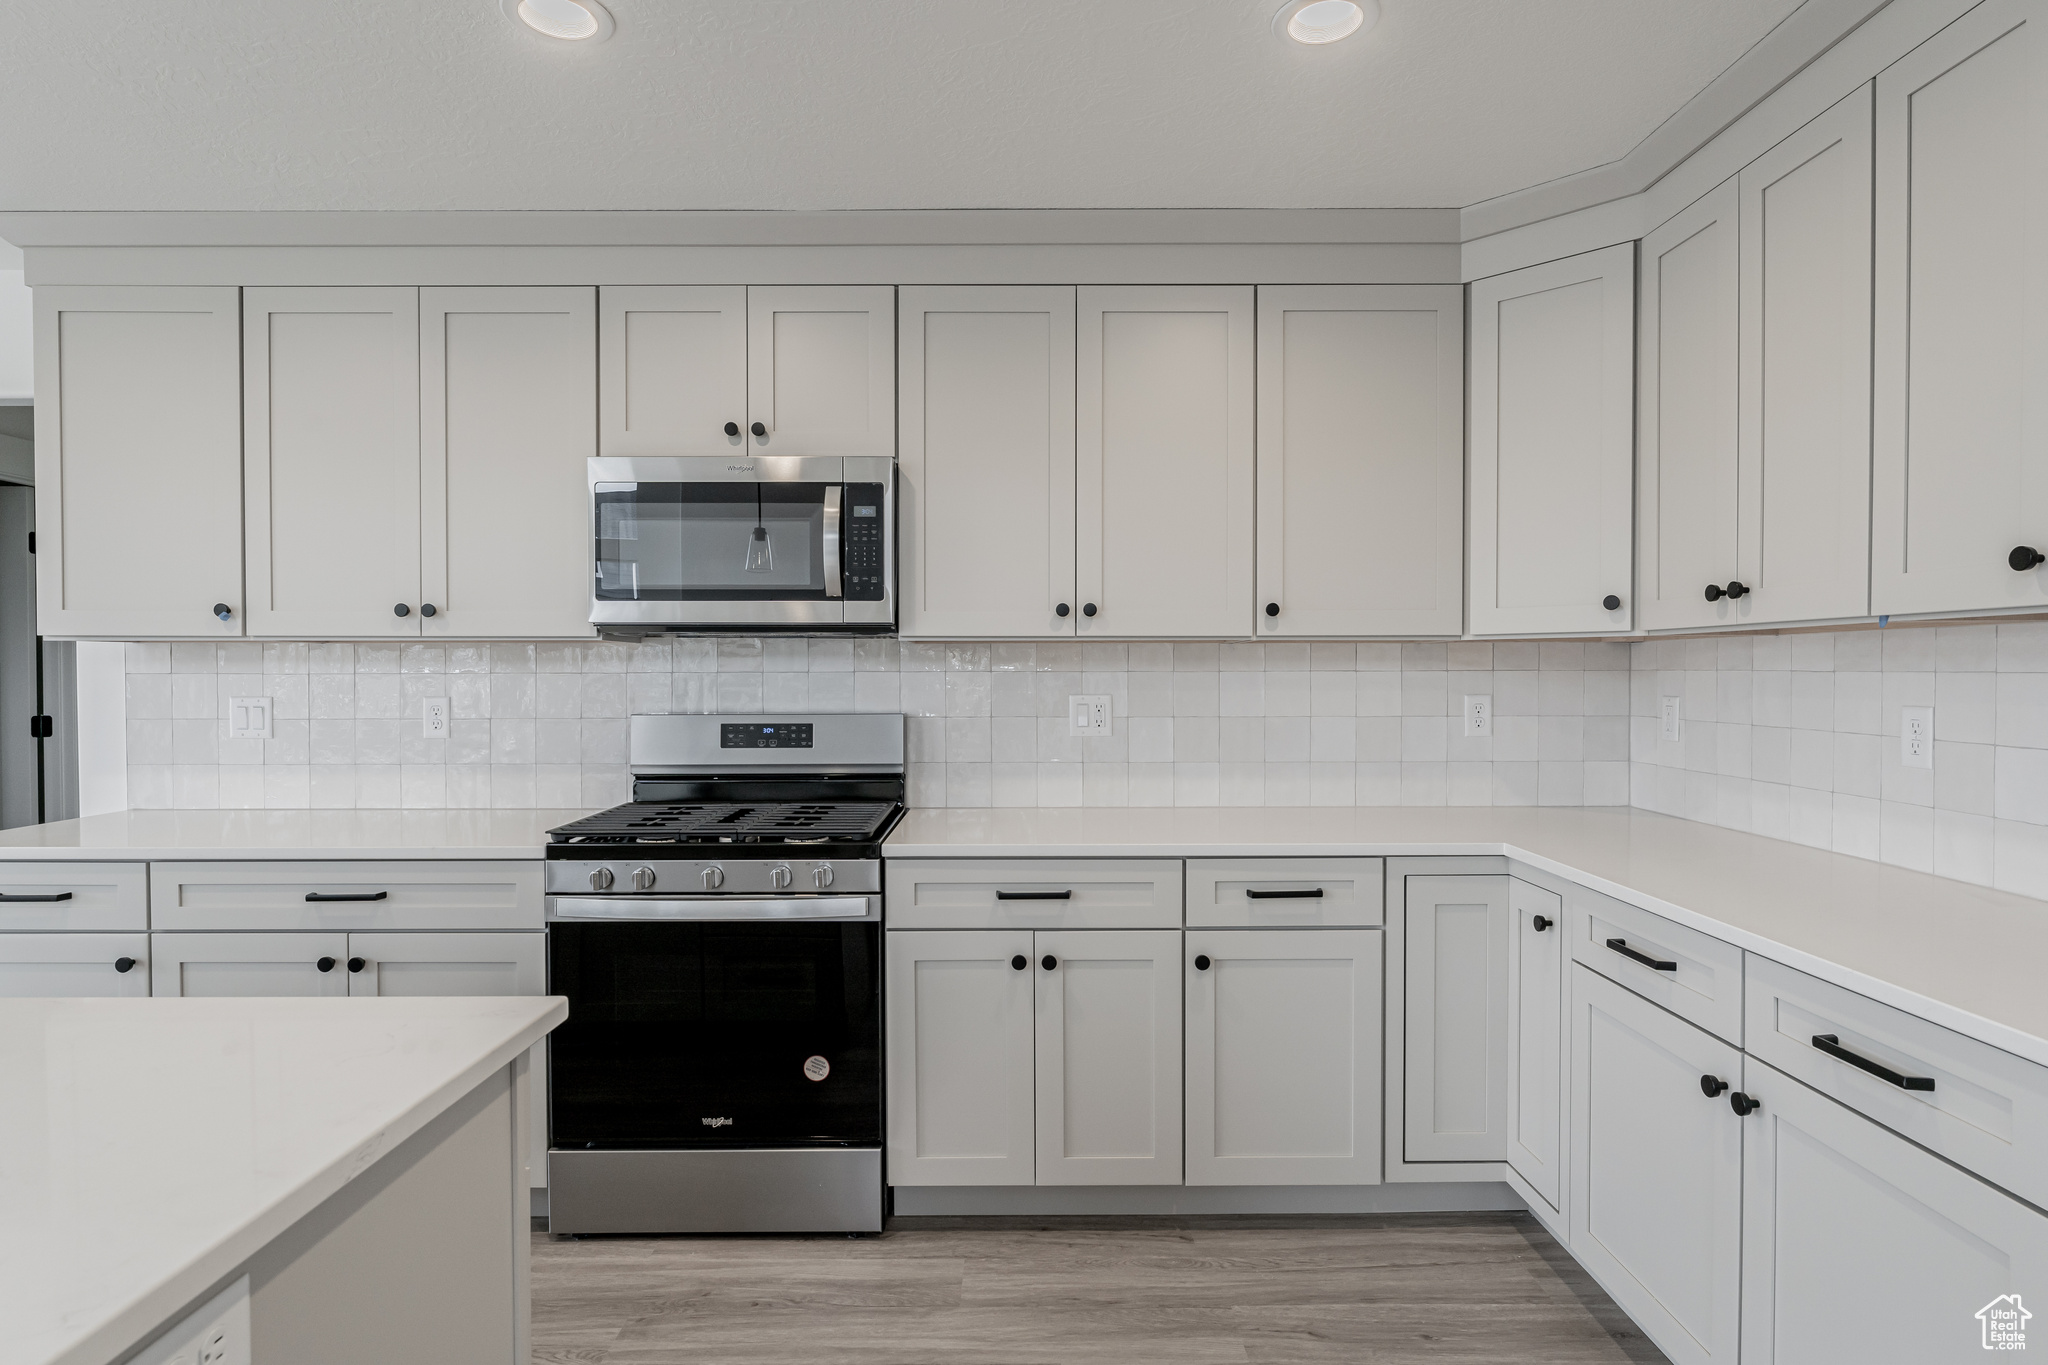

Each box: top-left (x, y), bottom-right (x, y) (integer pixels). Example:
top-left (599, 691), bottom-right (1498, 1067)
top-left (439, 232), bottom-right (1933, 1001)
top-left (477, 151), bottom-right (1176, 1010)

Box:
top-left (550, 800), bottom-right (899, 845)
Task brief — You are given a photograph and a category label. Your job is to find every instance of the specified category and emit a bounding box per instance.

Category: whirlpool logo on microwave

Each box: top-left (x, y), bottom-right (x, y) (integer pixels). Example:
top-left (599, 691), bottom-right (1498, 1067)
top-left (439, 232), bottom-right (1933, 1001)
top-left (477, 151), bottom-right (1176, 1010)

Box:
top-left (726, 465), bottom-right (756, 474)
top-left (701, 1116), bottom-right (734, 1128)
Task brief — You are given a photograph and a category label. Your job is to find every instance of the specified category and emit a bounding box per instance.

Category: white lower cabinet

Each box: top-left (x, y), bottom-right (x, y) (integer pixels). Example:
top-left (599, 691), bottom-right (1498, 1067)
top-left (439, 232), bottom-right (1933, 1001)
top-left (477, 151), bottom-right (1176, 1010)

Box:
top-left (1403, 875), bottom-right (1510, 1163)
top-left (0, 933), bottom-right (149, 997)
top-left (151, 931), bottom-right (350, 998)
top-left (1739, 1058), bottom-right (2048, 1363)
top-left (1504, 880), bottom-right (1565, 1214)
top-left (1035, 929), bottom-right (1182, 1185)
top-left (1184, 929), bottom-right (1381, 1186)
top-left (1570, 963), bottom-right (1743, 1365)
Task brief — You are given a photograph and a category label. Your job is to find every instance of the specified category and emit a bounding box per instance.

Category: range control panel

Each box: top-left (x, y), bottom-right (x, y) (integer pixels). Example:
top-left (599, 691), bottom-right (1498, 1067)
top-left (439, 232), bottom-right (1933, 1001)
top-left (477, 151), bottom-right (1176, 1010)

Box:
top-left (842, 483), bottom-right (887, 601)
top-left (720, 722), bottom-right (813, 749)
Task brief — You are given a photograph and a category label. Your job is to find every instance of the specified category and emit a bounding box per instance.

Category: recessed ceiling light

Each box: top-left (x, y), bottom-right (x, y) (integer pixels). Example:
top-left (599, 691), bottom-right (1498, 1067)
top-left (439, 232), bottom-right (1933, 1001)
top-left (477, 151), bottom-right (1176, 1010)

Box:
top-left (1275, 0), bottom-right (1379, 46)
top-left (504, 0), bottom-right (614, 42)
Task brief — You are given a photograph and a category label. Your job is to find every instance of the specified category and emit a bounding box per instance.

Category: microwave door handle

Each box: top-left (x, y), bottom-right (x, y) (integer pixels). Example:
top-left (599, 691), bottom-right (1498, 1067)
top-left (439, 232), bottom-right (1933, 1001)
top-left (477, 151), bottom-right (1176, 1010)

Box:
top-left (823, 484), bottom-right (844, 599)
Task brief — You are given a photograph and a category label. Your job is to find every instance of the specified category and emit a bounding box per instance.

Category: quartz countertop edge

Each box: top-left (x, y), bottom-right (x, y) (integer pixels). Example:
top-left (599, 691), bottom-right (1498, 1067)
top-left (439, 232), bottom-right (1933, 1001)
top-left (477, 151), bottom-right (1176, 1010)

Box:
top-left (0, 809), bottom-right (591, 860)
top-left (22, 996), bottom-right (567, 1365)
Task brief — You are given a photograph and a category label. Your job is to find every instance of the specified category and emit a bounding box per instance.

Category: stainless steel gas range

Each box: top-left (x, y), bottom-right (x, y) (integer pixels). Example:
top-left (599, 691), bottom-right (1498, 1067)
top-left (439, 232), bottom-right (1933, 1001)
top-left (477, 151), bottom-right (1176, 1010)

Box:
top-left (542, 712), bottom-right (903, 1235)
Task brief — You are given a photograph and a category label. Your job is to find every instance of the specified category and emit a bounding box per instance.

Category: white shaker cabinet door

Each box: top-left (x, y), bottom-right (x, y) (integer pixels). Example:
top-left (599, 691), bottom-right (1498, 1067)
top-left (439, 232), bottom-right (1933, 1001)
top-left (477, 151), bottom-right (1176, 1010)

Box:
top-left (1403, 876), bottom-right (1509, 1163)
top-left (598, 285), bottom-right (747, 458)
top-left (1255, 286), bottom-right (1463, 638)
top-left (1873, 0), bottom-right (2048, 616)
top-left (898, 287), bottom-right (1077, 638)
top-left (1504, 880), bottom-right (1565, 1213)
top-left (884, 929), bottom-right (1037, 1187)
top-left (1739, 1058), bottom-right (2048, 1364)
top-left (33, 286), bottom-right (245, 638)
top-left (1638, 180), bottom-right (1744, 632)
top-left (420, 287), bottom-right (596, 639)
top-left (1467, 247), bottom-right (1635, 636)
top-left (1076, 287), bottom-right (1254, 638)
top-left (1570, 964), bottom-right (1743, 1365)
top-left (244, 287), bottom-right (423, 638)
top-left (745, 286), bottom-right (895, 459)
top-left (1736, 89), bottom-right (1874, 627)
top-left (0, 933), bottom-right (148, 998)
top-left (1034, 929), bottom-right (1182, 1185)
top-left (150, 931), bottom-right (349, 998)
top-left (1184, 928), bottom-right (1382, 1186)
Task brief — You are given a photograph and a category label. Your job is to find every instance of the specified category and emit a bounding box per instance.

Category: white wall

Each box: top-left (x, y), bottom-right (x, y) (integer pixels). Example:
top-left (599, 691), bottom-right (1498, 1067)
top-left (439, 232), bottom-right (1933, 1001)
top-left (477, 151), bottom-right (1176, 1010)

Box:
top-left (0, 238), bottom-right (29, 402)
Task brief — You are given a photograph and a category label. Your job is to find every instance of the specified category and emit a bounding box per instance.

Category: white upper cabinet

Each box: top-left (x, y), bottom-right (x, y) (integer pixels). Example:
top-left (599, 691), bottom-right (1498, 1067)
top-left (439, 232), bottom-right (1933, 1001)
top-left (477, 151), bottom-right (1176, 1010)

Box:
top-left (244, 287), bottom-right (423, 638)
top-left (1256, 286), bottom-right (1463, 638)
top-left (899, 287), bottom-right (1077, 638)
top-left (1638, 179), bottom-right (1743, 631)
top-left (1737, 89), bottom-right (1875, 627)
top-left (1873, 0), bottom-right (2048, 616)
top-left (1077, 286), bottom-right (1254, 638)
top-left (746, 286), bottom-right (895, 458)
top-left (33, 286), bottom-right (245, 638)
top-left (597, 286), bottom-right (747, 457)
top-left (420, 287), bottom-right (596, 639)
top-left (1468, 248), bottom-right (1635, 636)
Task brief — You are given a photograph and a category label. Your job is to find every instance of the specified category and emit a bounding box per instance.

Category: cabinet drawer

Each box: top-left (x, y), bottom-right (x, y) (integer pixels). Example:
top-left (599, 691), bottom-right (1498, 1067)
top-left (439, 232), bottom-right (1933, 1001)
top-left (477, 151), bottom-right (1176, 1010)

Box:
top-left (1745, 954), bottom-right (2048, 1210)
top-left (1570, 888), bottom-right (1743, 1045)
top-left (1186, 858), bottom-right (1382, 927)
top-left (0, 863), bottom-right (147, 932)
top-left (0, 932), bottom-right (150, 997)
top-left (885, 860), bottom-right (1183, 929)
top-left (149, 861), bottom-right (543, 931)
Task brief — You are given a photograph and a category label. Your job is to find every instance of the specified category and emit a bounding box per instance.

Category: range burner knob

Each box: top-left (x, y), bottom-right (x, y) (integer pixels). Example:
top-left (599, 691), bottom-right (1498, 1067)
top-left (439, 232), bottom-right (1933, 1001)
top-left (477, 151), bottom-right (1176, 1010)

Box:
top-left (701, 867), bottom-right (725, 891)
top-left (813, 864), bottom-right (835, 889)
top-left (769, 865), bottom-right (793, 890)
top-left (588, 867), bottom-right (614, 891)
top-left (631, 866), bottom-right (657, 891)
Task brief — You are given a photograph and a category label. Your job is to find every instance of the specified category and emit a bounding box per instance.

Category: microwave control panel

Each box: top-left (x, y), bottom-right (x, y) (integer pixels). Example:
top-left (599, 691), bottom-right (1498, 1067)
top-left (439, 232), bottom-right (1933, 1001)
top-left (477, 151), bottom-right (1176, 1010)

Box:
top-left (842, 484), bottom-right (887, 601)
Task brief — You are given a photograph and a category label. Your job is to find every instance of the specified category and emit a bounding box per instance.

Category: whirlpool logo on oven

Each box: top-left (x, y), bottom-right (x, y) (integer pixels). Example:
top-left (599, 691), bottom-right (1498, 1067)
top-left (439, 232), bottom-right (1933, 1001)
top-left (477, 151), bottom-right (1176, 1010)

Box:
top-left (701, 1116), bottom-right (734, 1128)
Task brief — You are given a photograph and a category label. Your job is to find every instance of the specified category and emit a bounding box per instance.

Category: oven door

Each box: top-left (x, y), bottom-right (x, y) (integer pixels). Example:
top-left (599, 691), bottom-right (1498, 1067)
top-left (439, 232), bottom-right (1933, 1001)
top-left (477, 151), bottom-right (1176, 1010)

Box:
top-left (589, 456), bottom-right (894, 629)
top-left (546, 900), bottom-right (881, 1151)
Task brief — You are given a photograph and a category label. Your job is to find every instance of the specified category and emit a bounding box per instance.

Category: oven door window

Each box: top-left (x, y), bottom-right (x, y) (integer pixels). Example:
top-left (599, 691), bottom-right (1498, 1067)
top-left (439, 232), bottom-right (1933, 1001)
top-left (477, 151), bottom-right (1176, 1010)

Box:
top-left (548, 921), bottom-right (880, 1149)
top-left (595, 482), bottom-right (830, 601)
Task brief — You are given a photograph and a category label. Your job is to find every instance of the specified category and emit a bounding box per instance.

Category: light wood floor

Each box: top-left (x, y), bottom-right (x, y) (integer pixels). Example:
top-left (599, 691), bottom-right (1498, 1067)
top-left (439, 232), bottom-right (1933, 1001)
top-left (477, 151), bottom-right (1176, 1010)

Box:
top-left (532, 1212), bottom-right (1669, 1364)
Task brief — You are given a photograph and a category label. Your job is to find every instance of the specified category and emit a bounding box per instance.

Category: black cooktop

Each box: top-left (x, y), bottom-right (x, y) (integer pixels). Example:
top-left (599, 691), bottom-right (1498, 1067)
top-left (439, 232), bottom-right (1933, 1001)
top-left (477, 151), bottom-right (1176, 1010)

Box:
top-left (548, 800), bottom-right (903, 847)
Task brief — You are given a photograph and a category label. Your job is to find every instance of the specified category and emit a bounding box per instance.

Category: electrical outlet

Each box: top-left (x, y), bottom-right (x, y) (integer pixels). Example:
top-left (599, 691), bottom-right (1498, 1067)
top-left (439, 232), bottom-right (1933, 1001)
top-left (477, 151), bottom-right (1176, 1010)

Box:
top-left (1661, 696), bottom-right (1683, 742)
top-left (1463, 694), bottom-right (1492, 737)
top-left (1068, 694), bottom-right (1111, 736)
top-left (131, 1276), bottom-right (248, 1365)
top-left (422, 697), bottom-right (450, 739)
top-left (226, 698), bottom-right (272, 741)
top-left (1901, 706), bottom-right (1934, 769)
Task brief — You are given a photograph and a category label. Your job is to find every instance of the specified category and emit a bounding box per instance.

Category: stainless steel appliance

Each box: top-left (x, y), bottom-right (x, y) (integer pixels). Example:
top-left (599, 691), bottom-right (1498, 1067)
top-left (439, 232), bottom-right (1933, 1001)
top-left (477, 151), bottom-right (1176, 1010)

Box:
top-left (589, 456), bottom-right (895, 634)
top-left (543, 713), bottom-right (904, 1234)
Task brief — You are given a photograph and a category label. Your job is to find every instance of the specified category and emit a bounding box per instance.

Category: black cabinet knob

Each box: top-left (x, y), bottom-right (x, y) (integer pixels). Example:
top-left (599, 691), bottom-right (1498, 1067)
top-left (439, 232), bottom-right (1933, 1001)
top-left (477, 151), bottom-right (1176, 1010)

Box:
top-left (1703, 584), bottom-right (1725, 602)
top-left (2012, 546), bottom-right (2046, 571)
top-left (393, 603), bottom-right (410, 617)
top-left (1700, 1074), bottom-right (1729, 1098)
top-left (1056, 603), bottom-right (1070, 617)
top-left (1531, 915), bottom-right (1552, 932)
top-left (1194, 954), bottom-right (1211, 971)
top-left (1010, 954), bottom-right (1027, 971)
top-left (421, 604), bottom-right (437, 618)
top-left (1725, 581), bottom-right (1749, 600)
top-left (724, 421), bottom-right (741, 437)
top-left (750, 421), bottom-right (766, 438)
top-left (1730, 1091), bottom-right (1759, 1116)
top-left (1265, 602), bottom-right (1279, 617)
top-left (212, 603), bottom-right (233, 622)
top-left (1081, 603), bottom-right (1097, 617)
top-left (1041, 954), bottom-right (1058, 971)
top-left (347, 956), bottom-right (366, 973)
top-left (316, 956), bottom-right (337, 973)
top-left (114, 956), bottom-right (137, 973)
top-left (1602, 594), bottom-right (1621, 611)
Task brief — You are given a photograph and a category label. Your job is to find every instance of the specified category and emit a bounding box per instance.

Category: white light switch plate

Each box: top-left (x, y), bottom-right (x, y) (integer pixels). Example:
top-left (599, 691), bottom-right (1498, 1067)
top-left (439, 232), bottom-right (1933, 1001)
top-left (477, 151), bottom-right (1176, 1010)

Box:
top-left (1661, 697), bottom-right (1683, 742)
top-left (1901, 706), bottom-right (1933, 769)
top-left (226, 698), bottom-right (272, 741)
top-left (1069, 694), bottom-right (1111, 735)
top-left (1463, 694), bottom-right (1492, 737)
top-left (422, 697), bottom-right (450, 739)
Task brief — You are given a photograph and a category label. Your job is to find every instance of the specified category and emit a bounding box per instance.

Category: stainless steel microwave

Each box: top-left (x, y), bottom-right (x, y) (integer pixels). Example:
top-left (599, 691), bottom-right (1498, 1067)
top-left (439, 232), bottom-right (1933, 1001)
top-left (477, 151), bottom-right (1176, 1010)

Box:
top-left (589, 457), bottom-right (895, 634)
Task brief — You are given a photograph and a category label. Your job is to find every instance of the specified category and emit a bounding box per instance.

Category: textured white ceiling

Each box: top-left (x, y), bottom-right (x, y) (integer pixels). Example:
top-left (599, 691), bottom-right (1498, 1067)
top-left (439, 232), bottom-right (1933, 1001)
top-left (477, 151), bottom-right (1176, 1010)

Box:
top-left (0, 0), bottom-right (1808, 213)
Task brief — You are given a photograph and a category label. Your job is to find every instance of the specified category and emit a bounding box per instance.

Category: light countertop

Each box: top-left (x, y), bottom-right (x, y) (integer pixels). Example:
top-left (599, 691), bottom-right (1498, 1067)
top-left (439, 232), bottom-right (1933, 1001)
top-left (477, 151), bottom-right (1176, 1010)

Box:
top-left (0, 809), bottom-right (591, 860)
top-left (888, 806), bottom-right (2048, 1070)
top-left (1, 995), bottom-right (567, 1365)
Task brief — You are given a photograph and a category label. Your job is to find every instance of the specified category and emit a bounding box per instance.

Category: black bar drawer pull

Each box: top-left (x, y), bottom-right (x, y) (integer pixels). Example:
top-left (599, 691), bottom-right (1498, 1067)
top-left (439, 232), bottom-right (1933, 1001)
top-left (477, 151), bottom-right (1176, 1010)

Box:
top-left (996, 890), bottom-right (1071, 901)
top-left (0, 891), bottom-right (73, 902)
top-left (1812, 1033), bottom-right (1936, 1091)
top-left (305, 890), bottom-right (389, 903)
top-left (1246, 888), bottom-right (1325, 900)
top-left (1606, 937), bottom-right (1677, 971)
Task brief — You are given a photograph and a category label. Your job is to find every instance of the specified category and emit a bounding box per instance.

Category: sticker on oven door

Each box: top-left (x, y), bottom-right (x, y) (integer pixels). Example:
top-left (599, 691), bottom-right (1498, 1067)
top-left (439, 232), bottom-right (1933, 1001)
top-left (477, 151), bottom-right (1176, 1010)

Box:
top-left (803, 1055), bottom-right (831, 1082)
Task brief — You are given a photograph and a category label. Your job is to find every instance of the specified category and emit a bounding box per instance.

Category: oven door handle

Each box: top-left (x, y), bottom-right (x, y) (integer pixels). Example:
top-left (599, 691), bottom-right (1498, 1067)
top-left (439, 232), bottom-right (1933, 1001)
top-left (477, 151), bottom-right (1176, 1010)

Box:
top-left (822, 484), bottom-right (843, 599)
top-left (547, 895), bottom-right (875, 922)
